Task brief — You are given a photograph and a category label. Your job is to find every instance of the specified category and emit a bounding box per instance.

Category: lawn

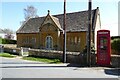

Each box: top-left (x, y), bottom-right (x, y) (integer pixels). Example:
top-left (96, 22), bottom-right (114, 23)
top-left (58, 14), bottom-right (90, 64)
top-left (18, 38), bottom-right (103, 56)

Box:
top-left (23, 57), bottom-right (62, 64)
top-left (0, 52), bottom-right (62, 63)
top-left (0, 53), bottom-right (16, 58)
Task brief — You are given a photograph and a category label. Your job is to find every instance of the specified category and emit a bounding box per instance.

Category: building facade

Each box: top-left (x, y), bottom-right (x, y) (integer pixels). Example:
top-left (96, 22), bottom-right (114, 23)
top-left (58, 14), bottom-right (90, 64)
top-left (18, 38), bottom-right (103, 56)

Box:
top-left (17, 7), bottom-right (101, 52)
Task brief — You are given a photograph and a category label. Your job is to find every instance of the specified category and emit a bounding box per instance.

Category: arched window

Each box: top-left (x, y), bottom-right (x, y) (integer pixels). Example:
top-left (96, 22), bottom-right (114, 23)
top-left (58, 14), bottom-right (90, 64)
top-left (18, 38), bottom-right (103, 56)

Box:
top-left (46, 36), bottom-right (53, 49)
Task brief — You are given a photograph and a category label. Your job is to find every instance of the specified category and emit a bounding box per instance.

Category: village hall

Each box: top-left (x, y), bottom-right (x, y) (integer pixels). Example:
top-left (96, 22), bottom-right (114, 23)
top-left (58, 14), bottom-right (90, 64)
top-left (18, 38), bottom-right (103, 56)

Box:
top-left (16, 7), bottom-right (101, 52)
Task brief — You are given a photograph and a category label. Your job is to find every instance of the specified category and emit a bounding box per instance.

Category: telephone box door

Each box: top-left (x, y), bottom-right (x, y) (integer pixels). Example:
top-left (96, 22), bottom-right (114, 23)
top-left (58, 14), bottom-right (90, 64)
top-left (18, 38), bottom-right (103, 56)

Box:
top-left (97, 30), bottom-right (111, 66)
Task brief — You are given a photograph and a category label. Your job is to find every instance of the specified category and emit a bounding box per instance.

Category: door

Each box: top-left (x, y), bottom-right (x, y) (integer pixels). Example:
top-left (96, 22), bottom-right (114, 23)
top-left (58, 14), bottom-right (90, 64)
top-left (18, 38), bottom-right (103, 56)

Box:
top-left (46, 36), bottom-right (53, 49)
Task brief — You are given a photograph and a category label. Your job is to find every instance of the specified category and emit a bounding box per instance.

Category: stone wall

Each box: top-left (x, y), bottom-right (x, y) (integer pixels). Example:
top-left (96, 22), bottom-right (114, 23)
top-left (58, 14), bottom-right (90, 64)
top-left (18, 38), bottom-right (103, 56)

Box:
top-left (3, 47), bottom-right (120, 67)
top-left (29, 49), bottom-right (96, 65)
top-left (29, 49), bottom-right (63, 60)
top-left (29, 49), bottom-right (88, 64)
top-left (4, 47), bottom-right (20, 55)
top-left (111, 55), bottom-right (120, 68)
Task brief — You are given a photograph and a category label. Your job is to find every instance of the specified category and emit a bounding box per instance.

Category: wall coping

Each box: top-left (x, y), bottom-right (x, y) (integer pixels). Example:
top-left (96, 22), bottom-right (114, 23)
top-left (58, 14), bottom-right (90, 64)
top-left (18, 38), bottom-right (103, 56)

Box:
top-left (29, 49), bottom-right (80, 55)
top-left (111, 55), bottom-right (120, 57)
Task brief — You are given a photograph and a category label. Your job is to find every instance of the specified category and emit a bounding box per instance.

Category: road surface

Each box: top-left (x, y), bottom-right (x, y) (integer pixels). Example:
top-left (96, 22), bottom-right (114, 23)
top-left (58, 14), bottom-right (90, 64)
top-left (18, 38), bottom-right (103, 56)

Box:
top-left (0, 57), bottom-right (119, 78)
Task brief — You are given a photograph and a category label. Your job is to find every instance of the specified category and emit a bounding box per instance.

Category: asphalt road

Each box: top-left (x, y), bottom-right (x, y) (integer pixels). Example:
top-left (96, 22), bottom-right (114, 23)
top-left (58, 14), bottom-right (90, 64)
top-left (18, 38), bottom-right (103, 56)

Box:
top-left (0, 57), bottom-right (119, 78)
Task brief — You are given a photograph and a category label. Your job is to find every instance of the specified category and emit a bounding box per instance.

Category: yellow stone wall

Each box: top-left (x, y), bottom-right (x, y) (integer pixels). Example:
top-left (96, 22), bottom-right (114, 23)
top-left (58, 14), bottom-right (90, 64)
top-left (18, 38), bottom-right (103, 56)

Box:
top-left (17, 33), bottom-right (40, 48)
top-left (59, 32), bottom-right (87, 52)
top-left (17, 31), bottom-right (87, 52)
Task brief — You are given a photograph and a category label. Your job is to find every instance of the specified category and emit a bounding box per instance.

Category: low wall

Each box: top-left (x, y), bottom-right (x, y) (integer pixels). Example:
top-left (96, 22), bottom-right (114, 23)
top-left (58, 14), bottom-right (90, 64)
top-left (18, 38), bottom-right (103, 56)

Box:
top-left (111, 55), bottom-right (120, 67)
top-left (29, 49), bottom-right (80, 63)
top-left (4, 47), bottom-right (20, 55)
top-left (29, 49), bottom-right (63, 60)
top-left (29, 49), bottom-right (96, 65)
top-left (3, 47), bottom-right (120, 67)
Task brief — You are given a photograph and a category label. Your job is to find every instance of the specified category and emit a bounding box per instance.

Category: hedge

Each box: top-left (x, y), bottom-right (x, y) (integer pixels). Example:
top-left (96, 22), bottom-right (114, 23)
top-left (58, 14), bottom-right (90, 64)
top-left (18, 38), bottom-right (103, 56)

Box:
top-left (0, 38), bottom-right (2, 44)
top-left (111, 39), bottom-right (120, 55)
top-left (2, 38), bottom-right (17, 44)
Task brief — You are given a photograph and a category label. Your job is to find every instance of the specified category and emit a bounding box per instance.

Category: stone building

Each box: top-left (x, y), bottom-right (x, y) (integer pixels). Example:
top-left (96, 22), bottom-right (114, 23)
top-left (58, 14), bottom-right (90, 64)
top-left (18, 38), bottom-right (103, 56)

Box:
top-left (16, 7), bottom-right (101, 52)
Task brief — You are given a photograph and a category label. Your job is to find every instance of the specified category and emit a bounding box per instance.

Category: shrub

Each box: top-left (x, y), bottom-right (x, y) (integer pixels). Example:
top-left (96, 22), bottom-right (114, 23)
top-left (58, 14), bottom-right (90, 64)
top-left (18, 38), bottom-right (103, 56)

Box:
top-left (111, 39), bottom-right (120, 55)
top-left (2, 38), bottom-right (17, 44)
top-left (0, 37), bottom-right (2, 44)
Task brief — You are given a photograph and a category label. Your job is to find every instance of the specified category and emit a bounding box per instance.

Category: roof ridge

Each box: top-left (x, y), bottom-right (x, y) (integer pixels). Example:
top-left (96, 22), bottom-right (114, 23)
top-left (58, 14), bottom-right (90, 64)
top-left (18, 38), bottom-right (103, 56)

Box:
top-left (30, 8), bottom-right (97, 20)
top-left (53, 8), bottom-right (97, 17)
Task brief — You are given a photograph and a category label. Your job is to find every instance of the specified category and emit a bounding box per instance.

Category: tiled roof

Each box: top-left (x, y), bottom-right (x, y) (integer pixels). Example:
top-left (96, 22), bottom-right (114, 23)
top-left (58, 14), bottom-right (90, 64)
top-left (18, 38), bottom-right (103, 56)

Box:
top-left (17, 7), bottom-right (99, 33)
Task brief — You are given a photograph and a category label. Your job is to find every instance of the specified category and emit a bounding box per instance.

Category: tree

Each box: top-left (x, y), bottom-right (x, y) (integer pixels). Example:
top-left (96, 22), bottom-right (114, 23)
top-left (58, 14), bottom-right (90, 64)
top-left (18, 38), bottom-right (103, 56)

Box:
top-left (3, 28), bottom-right (14, 34)
top-left (24, 5), bottom-right (38, 21)
top-left (4, 34), bottom-right (14, 40)
top-left (2, 28), bottom-right (14, 40)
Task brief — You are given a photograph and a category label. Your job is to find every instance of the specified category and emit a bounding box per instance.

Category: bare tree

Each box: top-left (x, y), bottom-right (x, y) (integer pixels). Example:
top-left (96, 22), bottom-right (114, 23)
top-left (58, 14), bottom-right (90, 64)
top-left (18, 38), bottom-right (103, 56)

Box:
top-left (3, 28), bottom-right (14, 34)
top-left (24, 5), bottom-right (38, 21)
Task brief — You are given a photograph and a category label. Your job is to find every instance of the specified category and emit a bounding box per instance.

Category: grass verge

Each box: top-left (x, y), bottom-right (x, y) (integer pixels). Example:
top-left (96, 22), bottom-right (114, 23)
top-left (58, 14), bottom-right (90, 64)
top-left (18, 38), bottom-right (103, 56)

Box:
top-left (0, 53), bottom-right (16, 58)
top-left (22, 57), bottom-right (62, 64)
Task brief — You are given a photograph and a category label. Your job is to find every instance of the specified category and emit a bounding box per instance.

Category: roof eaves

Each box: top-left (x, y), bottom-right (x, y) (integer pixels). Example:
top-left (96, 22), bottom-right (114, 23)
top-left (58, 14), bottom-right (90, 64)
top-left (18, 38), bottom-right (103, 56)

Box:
top-left (16, 18), bottom-right (31, 33)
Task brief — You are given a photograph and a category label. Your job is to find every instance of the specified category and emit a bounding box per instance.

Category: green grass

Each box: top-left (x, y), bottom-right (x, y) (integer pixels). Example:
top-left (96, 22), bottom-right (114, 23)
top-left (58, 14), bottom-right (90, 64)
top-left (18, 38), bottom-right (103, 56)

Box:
top-left (22, 57), bottom-right (62, 64)
top-left (0, 53), bottom-right (16, 58)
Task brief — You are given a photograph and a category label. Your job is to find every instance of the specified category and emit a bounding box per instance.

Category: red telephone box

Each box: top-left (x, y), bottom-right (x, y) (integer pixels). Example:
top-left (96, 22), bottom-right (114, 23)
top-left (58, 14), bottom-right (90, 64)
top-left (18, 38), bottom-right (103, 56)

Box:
top-left (97, 30), bottom-right (111, 66)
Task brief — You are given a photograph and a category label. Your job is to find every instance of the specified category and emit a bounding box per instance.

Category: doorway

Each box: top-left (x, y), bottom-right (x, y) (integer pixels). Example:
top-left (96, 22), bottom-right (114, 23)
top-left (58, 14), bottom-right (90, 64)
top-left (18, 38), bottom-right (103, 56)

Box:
top-left (46, 36), bottom-right (53, 49)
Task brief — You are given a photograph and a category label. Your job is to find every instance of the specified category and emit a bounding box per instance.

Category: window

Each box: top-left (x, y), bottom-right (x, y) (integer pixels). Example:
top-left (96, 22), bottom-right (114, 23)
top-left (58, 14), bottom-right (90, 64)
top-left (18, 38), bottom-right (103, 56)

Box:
top-left (31, 37), bottom-right (36, 43)
top-left (78, 37), bottom-right (81, 43)
top-left (67, 37), bottom-right (70, 44)
top-left (23, 36), bottom-right (30, 44)
top-left (71, 37), bottom-right (74, 44)
top-left (46, 36), bottom-right (53, 49)
top-left (75, 37), bottom-right (77, 44)
top-left (22, 38), bottom-right (25, 44)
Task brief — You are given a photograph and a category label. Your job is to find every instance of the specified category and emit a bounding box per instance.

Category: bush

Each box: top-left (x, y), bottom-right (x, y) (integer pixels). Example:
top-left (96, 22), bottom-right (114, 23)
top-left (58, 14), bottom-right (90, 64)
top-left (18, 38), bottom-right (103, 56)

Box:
top-left (2, 38), bottom-right (17, 44)
top-left (111, 39), bottom-right (120, 55)
top-left (0, 38), bottom-right (2, 44)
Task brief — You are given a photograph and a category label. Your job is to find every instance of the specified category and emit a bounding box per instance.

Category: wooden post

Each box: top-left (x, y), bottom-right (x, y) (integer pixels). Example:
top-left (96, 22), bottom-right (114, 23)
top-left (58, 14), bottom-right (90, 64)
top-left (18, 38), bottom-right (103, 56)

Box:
top-left (87, 0), bottom-right (92, 67)
top-left (63, 0), bottom-right (66, 63)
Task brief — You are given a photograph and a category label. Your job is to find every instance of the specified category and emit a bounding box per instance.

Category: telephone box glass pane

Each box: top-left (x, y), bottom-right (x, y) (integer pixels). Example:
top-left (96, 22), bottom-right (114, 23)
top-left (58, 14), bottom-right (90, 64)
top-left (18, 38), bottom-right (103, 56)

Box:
top-left (100, 37), bottom-right (108, 52)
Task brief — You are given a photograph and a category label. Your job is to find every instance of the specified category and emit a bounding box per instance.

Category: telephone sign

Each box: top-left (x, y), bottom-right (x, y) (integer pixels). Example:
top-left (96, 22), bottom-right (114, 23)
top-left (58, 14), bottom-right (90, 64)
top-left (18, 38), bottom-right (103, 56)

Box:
top-left (97, 30), bottom-right (111, 66)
